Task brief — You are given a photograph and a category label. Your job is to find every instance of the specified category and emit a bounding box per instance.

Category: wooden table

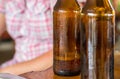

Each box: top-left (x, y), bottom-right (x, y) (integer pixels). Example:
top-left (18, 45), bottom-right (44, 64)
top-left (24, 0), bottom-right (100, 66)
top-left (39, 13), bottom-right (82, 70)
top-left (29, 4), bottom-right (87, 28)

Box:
top-left (20, 53), bottom-right (120, 79)
top-left (20, 68), bottom-right (81, 79)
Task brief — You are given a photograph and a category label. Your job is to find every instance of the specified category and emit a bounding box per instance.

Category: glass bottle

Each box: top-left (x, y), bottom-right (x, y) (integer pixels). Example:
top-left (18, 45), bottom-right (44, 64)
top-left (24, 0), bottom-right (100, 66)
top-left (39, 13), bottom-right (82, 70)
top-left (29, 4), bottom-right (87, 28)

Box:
top-left (53, 0), bottom-right (81, 76)
top-left (80, 0), bottom-right (115, 79)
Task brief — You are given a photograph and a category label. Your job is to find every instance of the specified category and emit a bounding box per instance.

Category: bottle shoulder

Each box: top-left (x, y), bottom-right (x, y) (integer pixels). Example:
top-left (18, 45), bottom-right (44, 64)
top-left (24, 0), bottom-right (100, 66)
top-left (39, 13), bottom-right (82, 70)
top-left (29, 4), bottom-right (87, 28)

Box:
top-left (82, 4), bottom-right (115, 14)
top-left (54, 8), bottom-right (81, 13)
top-left (53, 2), bottom-right (81, 12)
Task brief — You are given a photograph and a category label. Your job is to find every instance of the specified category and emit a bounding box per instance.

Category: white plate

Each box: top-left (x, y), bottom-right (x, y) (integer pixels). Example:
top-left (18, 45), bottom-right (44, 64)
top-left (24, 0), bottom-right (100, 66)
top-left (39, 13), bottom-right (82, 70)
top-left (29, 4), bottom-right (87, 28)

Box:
top-left (0, 73), bottom-right (26, 79)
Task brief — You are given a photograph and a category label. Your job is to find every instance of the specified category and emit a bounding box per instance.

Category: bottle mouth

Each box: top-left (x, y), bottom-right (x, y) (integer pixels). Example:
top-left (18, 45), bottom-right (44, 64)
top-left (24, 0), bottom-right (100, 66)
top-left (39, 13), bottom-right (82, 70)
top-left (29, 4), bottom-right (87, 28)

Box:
top-left (0, 73), bottom-right (26, 79)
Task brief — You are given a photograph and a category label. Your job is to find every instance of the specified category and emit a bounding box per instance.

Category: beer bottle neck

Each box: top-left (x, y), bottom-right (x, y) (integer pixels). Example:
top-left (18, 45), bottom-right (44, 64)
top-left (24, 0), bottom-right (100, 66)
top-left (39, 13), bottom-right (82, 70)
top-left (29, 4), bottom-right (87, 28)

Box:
top-left (86, 0), bottom-right (110, 7)
top-left (57, 0), bottom-right (77, 3)
top-left (82, 0), bottom-right (115, 13)
top-left (54, 0), bottom-right (80, 11)
top-left (57, 0), bottom-right (78, 5)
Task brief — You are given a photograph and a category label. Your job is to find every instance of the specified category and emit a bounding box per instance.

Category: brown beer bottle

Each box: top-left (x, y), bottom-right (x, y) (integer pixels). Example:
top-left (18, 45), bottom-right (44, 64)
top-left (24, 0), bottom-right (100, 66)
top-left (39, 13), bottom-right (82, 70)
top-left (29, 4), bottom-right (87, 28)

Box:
top-left (53, 0), bottom-right (81, 76)
top-left (80, 0), bottom-right (115, 79)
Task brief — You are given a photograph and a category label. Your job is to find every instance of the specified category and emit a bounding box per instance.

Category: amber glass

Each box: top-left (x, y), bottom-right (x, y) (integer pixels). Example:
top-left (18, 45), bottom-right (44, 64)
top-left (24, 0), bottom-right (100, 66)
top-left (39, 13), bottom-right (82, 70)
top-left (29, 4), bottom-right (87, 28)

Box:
top-left (80, 0), bottom-right (115, 79)
top-left (53, 0), bottom-right (81, 76)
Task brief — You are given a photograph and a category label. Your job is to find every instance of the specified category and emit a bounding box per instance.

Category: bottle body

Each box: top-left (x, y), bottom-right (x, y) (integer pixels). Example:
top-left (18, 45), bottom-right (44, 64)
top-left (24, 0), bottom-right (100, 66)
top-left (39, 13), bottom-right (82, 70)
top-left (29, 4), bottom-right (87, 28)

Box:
top-left (80, 0), bottom-right (115, 79)
top-left (53, 0), bottom-right (81, 76)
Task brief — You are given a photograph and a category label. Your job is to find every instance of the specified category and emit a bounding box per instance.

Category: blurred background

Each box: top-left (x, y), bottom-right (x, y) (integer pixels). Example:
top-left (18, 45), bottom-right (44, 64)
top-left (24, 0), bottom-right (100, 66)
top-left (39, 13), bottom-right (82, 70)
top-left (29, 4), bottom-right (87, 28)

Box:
top-left (0, 0), bottom-right (120, 65)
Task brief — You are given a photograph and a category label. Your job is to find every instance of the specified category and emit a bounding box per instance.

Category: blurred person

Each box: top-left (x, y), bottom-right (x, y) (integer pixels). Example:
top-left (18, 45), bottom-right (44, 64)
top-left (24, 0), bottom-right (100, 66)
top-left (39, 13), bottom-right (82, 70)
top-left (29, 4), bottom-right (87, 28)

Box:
top-left (0, 0), bottom-right (56, 75)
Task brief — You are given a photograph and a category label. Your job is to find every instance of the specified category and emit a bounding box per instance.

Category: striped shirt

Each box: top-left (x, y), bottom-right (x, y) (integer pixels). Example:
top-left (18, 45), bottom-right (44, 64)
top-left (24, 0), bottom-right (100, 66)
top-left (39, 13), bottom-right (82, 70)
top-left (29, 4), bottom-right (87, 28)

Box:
top-left (0, 0), bottom-right (55, 68)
